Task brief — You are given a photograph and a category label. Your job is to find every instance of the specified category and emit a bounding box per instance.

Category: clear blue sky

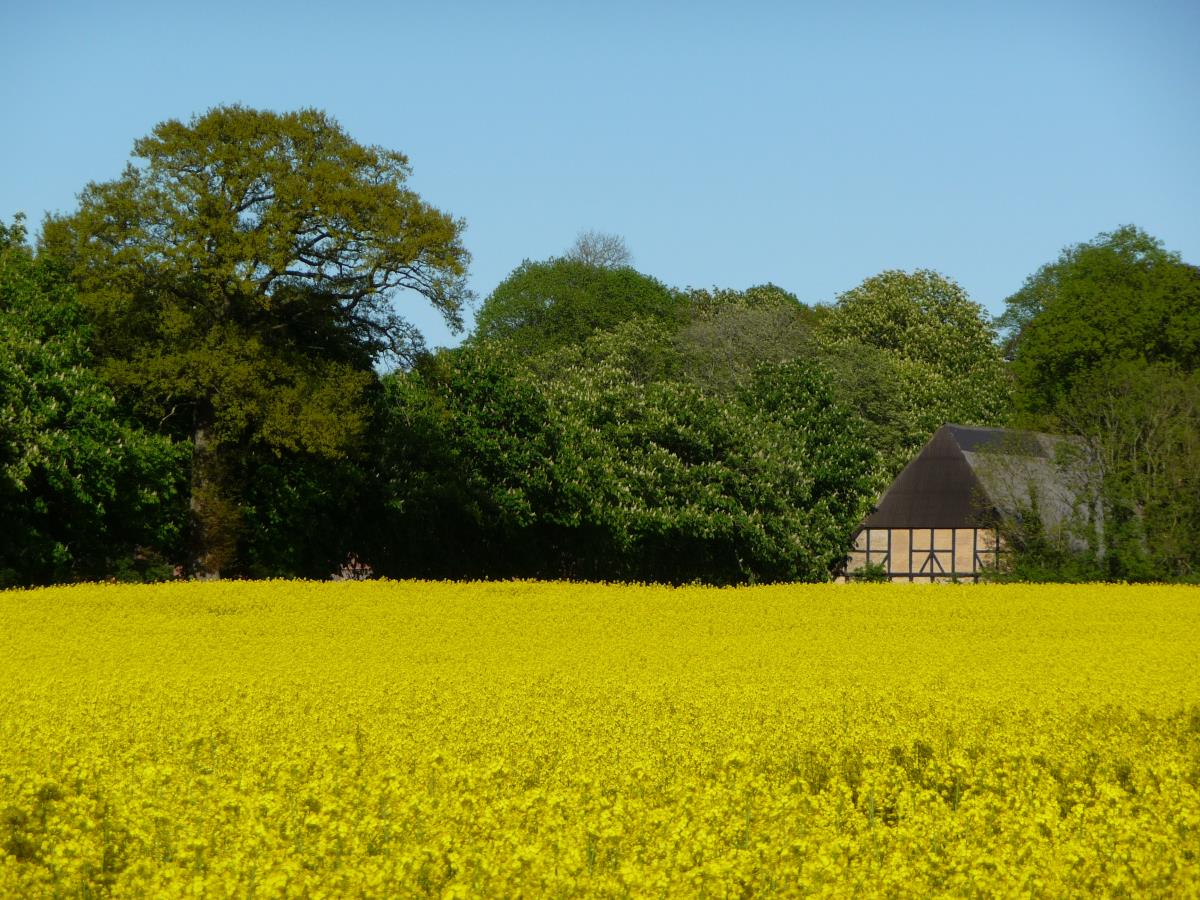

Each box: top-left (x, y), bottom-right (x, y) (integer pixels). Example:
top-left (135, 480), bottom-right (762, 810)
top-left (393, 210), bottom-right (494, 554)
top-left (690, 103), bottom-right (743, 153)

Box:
top-left (3, 0), bottom-right (1197, 349)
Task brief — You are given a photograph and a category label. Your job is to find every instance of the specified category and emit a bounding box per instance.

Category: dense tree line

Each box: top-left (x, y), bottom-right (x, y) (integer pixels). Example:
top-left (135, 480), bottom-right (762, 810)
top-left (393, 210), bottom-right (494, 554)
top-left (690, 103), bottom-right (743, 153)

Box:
top-left (996, 227), bottom-right (1200, 581)
top-left (2, 106), bottom-right (1197, 586)
top-left (0, 217), bottom-right (185, 583)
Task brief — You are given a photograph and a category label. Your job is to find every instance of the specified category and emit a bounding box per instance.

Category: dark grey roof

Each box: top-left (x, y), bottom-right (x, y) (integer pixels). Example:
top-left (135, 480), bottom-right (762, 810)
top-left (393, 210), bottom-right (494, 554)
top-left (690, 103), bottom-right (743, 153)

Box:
top-left (862, 424), bottom-right (1096, 534)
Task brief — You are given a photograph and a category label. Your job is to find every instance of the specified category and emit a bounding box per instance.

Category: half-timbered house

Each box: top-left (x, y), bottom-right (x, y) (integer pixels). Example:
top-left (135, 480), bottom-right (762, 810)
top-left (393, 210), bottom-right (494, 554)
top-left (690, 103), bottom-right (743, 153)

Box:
top-left (844, 424), bottom-right (1096, 582)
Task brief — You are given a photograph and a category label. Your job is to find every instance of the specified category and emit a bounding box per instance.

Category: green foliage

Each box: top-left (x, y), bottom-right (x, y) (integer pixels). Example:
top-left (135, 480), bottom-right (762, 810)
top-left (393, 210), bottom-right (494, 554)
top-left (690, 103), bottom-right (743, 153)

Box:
top-left (20, 105), bottom-right (1194, 589)
top-left (1002, 226), bottom-right (1200, 416)
top-left (528, 317), bottom-right (685, 385)
top-left (1001, 227), bottom-right (1200, 581)
top-left (803, 341), bottom-right (918, 476)
top-left (817, 269), bottom-right (1010, 474)
top-left (45, 105), bottom-right (471, 364)
top-left (1054, 363), bottom-right (1200, 581)
top-left (369, 345), bottom-right (565, 578)
top-left (549, 343), bottom-right (879, 583)
top-left (42, 105), bottom-right (471, 576)
top-left (852, 561), bottom-right (891, 583)
top-left (989, 529), bottom-right (1106, 584)
top-left (737, 360), bottom-right (886, 575)
top-left (982, 476), bottom-right (1106, 584)
top-left (673, 284), bottom-right (819, 395)
top-left (376, 329), bottom-right (880, 584)
top-left (233, 446), bottom-right (377, 579)
top-left (471, 257), bottom-right (685, 357)
top-left (682, 282), bottom-right (810, 318)
top-left (822, 269), bottom-right (1000, 372)
top-left (0, 216), bottom-right (187, 586)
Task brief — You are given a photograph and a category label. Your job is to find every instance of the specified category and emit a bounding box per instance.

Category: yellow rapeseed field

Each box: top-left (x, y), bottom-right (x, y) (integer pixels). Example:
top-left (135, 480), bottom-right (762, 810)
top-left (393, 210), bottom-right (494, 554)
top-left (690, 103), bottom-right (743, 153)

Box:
top-left (1, 581), bottom-right (1199, 897)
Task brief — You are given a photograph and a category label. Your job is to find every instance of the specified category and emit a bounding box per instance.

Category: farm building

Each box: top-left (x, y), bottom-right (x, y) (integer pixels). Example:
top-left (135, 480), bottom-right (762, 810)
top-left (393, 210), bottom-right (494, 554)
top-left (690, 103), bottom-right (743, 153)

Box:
top-left (844, 424), bottom-right (1098, 582)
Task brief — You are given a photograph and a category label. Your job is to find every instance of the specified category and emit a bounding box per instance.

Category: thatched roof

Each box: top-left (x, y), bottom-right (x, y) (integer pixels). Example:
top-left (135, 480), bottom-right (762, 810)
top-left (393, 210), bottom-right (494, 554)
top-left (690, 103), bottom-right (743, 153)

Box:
top-left (862, 424), bottom-right (1096, 535)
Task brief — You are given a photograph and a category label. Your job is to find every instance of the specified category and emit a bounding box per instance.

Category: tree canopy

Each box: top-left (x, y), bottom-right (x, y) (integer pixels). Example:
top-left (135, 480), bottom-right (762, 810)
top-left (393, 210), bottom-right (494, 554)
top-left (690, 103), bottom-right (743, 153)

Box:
top-left (42, 105), bottom-right (471, 576)
top-left (1001, 226), bottom-right (1200, 416)
top-left (471, 257), bottom-right (685, 357)
top-left (1, 216), bottom-right (185, 585)
top-left (817, 269), bottom-right (1010, 473)
top-left (999, 227), bottom-right (1200, 581)
top-left (564, 230), bottom-right (632, 269)
top-left (375, 328), bottom-right (879, 584)
top-left (672, 284), bottom-right (818, 395)
top-left (10, 101), bottom-right (1198, 587)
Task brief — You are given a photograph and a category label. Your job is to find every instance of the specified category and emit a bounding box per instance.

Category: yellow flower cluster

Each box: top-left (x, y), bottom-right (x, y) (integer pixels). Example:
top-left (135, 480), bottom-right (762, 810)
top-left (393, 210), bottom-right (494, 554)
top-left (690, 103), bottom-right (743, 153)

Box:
top-left (1, 581), bottom-right (1199, 897)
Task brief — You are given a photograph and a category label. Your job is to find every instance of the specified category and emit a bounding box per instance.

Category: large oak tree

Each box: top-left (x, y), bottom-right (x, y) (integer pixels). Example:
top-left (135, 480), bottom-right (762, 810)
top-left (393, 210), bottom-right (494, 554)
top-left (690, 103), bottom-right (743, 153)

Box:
top-left (44, 106), bottom-right (471, 577)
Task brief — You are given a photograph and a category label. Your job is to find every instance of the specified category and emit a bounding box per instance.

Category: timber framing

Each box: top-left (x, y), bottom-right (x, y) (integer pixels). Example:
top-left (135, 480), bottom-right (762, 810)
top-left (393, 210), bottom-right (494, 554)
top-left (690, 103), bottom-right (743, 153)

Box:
top-left (846, 525), bottom-right (1006, 583)
top-left (842, 424), bottom-right (1094, 583)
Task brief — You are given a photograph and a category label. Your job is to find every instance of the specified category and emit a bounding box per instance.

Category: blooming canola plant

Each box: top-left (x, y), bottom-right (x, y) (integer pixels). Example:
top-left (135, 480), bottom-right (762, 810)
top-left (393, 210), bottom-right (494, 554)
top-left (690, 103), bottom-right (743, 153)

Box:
top-left (1, 581), bottom-right (1198, 896)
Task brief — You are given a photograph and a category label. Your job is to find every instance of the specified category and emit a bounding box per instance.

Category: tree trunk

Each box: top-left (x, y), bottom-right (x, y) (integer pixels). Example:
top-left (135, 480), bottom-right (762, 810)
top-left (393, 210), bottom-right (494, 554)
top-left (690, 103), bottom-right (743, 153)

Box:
top-left (189, 407), bottom-right (238, 579)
